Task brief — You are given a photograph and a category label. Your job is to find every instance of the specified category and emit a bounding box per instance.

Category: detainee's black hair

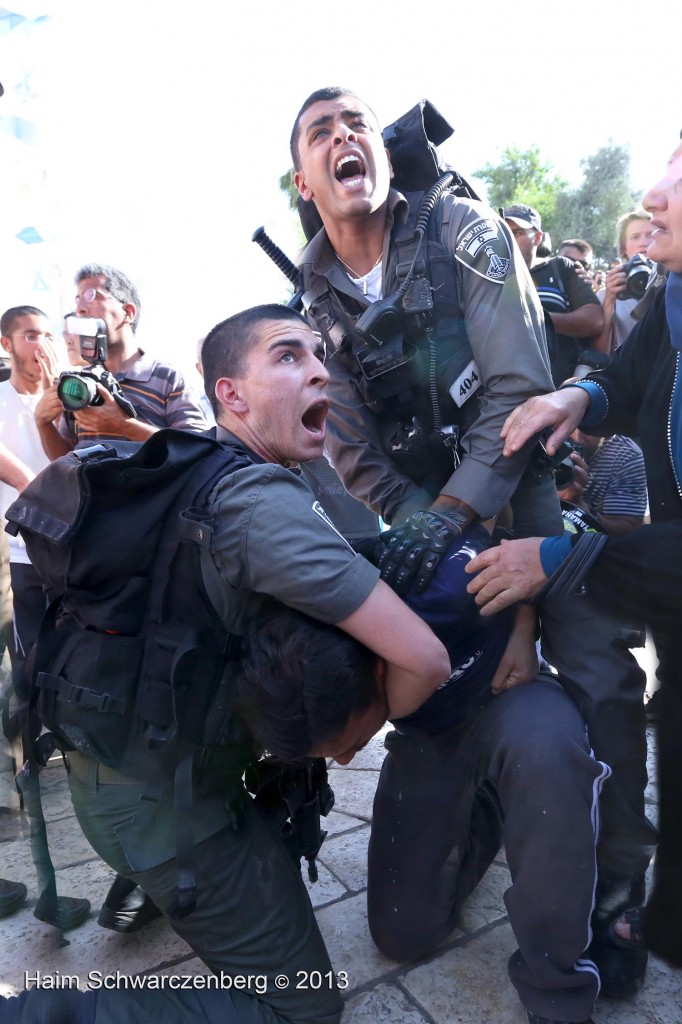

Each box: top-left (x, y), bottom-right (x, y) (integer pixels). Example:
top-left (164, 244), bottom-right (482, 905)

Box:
top-left (235, 601), bottom-right (379, 762)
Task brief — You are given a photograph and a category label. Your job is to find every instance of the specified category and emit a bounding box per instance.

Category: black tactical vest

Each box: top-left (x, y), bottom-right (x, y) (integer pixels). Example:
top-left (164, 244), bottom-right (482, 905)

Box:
top-left (300, 190), bottom-right (482, 491)
top-left (6, 430), bottom-right (255, 784)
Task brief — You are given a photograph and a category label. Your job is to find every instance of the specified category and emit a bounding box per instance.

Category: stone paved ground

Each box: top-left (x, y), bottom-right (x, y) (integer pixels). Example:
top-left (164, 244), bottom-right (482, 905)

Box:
top-left (1, 663), bottom-right (681, 1022)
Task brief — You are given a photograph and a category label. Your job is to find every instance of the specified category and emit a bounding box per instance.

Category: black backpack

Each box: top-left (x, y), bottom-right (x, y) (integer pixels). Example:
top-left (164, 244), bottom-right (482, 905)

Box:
top-left (6, 428), bottom-right (337, 911)
top-left (5, 429), bottom-right (253, 783)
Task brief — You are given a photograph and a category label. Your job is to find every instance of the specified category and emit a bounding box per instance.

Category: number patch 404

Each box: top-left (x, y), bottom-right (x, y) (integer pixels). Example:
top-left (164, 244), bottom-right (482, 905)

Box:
top-left (449, 359), bottom-right (481, 408)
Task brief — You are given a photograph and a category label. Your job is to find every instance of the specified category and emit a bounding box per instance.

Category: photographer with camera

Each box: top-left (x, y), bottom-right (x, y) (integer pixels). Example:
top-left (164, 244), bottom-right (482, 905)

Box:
top-left (32, 265), bottom-right (208, 931)
top-left (35, 263), bottom-right (207, 460)
top-left (557, 238), bottom-right (595, 274)
top-left (556, 431), bottom-right (647, 539)
top-left (593, 209), bottom-right (658, 352)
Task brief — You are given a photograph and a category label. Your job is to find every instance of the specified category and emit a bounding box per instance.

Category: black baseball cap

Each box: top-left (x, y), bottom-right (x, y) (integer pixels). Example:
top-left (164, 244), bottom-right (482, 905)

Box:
top-left (503, 204), bottom-right (541, 232)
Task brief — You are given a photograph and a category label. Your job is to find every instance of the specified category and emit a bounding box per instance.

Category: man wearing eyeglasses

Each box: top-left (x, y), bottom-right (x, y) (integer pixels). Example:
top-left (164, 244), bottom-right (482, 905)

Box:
top-left (503, 206), bottom-right (605, 387)
top-left (35, 263), bottom-right (207, 458)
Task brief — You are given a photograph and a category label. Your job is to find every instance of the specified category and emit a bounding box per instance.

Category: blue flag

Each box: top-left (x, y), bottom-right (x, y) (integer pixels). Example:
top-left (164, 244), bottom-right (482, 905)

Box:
top-left (0, 114), bottom-right (38, 144)
top-left (16, 226), bottom-right (43, 244)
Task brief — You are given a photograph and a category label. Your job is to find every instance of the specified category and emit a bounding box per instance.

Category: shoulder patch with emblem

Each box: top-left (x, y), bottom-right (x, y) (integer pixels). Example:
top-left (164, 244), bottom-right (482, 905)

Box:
top-left (312, 500), bottom-right (354, 551)
top-left (454, 217), bottom-right (511, 283)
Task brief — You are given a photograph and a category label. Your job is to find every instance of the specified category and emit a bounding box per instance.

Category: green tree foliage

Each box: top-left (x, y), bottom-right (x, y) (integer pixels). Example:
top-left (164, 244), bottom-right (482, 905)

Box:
top-left (281, 141), bottom-right (641, 265)
top-left (475, 142), bottom-right (641, 264)
top-left (279, 168), bottom-right (309, 251)
top-left (279, 169), bottom-right (299, 211)
top-left (553, 144), bottom-right (641, 262)
top-left (474, 145), bottom-right (569, 242)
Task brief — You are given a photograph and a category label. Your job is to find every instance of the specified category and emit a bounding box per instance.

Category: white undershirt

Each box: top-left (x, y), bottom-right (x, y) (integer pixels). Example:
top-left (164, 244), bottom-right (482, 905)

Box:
top-left (346, 262), bottom-right (383, 302)
top-left (0, 382), bottom-right (50, 564)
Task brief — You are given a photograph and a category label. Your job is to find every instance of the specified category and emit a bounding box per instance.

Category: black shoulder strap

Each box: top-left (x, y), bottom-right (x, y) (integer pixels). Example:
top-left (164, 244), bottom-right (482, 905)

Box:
top-left (388, 190), bottom-right (427, 284)
top-left (146, 436), bottom-right (254, 625)
top-left (6, 431), bottom-right (230, 547)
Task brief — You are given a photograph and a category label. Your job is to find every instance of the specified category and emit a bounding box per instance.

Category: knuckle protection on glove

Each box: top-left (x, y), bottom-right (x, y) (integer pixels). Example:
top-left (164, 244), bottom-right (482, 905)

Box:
top-left (415, 553), bottom-right (444, 593)
top-left (378, 553), bottom-right (397, 586)
top-left (422, 550), bottom-right (440, 572)
top-left (405, 543), bottom-right (425, 564)
top-left (377, 510), bottom-right (464, 596)
top-left (394, 564), bottom-right (415, 593)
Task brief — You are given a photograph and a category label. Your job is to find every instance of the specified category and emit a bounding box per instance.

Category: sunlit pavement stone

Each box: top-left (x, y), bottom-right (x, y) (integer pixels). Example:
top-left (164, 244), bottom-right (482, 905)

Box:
top-left (0, 726), bottom-right (679, 1024)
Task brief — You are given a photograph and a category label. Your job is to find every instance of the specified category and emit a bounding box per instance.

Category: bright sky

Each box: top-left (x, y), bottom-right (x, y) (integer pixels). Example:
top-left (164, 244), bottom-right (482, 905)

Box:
top-left (1, 0), bottom-right (679, 384)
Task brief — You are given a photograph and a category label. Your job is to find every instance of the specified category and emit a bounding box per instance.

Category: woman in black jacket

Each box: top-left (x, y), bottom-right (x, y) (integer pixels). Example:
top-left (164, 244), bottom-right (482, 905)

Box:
top-left (466, 138), bottom-right (682, 967)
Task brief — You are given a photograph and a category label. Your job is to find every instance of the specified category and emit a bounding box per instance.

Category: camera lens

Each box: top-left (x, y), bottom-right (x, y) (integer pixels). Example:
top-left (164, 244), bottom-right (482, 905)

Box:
top-left (618, 256), bottom-right (654, 301)
top-left (626, 267), bottom-right (651, 301)
top-left (57, 373), bottom-right (98, 410)
top-left (553, 460), bottom-right (574, 489)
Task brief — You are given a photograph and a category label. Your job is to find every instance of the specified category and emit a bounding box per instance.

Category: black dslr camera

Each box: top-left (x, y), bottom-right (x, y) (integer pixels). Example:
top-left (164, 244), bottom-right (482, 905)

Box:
top-left (58, 317), bottom-right (136, 417)
top-left (551, 438), bottom-right (584, 489)
top-left (531, 431), bottom-right (584, 489)
top-left (617, 254), bottom-right (655, 301)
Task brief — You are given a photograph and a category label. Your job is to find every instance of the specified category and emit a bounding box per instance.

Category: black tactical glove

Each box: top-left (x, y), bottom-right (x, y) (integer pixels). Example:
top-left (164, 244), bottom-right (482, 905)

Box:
top-left (378, 510), bottom-right (464, 596)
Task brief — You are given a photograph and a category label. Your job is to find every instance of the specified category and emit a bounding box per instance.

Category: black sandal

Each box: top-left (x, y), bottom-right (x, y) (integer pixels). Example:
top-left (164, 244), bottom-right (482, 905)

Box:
top-left (608, 907), bottom-right (647, 950)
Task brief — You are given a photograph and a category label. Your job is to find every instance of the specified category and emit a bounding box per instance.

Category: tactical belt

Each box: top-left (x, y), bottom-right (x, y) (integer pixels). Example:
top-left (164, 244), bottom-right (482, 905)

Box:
top-left (67, 750), bottom-right (142, 786)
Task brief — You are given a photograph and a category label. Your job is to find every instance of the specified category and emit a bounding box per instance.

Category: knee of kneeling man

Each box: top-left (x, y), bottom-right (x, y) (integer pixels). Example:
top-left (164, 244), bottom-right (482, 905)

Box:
top-left (368, 910), bottom-right (437, 963)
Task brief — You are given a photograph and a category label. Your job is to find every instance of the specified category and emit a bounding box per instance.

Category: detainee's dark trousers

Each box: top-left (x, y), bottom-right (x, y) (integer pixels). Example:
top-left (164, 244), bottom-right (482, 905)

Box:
top-left (512, 467), bottom-right (655, 895)
top-left (367, 677), bottom-right (609, 1022)
top-left (539, 592), bottom-right (657, 887)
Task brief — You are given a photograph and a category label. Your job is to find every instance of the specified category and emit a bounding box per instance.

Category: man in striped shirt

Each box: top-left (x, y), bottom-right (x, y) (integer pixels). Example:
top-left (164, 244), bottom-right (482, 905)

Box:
top-left (557, 431), bottom-right (648, 538)
top-left (35, 263), bottom-right (207, 457)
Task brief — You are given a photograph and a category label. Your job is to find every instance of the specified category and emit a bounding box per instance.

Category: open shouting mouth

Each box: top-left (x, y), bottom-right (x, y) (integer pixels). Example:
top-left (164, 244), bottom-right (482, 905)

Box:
top-left (335, 152), bottom-right (367, 189)
top-left (302, 398), bottom-right (329, 435)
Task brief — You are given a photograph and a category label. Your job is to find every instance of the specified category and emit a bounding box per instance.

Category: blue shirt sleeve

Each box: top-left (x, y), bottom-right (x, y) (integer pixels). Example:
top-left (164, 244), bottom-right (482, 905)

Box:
top-left (539, 534), bottom-right (573, 576)
top-left (559, 380), bottom-right (608, 430)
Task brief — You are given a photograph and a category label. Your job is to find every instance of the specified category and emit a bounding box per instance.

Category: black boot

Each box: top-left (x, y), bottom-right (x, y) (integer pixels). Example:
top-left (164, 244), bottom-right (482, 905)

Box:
top-left (98, 874), bottom-right (162, 933)
top-left (0, 878), bottom-right (27, 918)
top-left (34, 891), bottom-right (91, 930)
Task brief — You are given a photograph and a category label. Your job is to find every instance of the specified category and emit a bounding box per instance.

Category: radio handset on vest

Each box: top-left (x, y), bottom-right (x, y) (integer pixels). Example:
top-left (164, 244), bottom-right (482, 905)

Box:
top-left (354, 294), bottom-right (404, 347)
top-left (355, 276), bottom-right (435, 349)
